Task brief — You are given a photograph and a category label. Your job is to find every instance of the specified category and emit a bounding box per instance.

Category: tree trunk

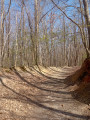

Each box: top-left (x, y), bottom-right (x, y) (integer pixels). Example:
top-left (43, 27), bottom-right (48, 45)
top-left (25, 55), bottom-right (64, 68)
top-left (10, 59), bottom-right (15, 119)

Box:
top-left (34, 0), bottom-right (39, 65)
top-left (83, 0), bottom-right (90, 56)
top-left (15, 13), bottom-right (18, 68)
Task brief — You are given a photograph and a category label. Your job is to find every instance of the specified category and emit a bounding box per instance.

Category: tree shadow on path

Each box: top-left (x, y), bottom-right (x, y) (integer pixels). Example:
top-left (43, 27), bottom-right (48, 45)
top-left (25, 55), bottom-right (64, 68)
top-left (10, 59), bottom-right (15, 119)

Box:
top-left (0, 77), bottom-right (90, 120)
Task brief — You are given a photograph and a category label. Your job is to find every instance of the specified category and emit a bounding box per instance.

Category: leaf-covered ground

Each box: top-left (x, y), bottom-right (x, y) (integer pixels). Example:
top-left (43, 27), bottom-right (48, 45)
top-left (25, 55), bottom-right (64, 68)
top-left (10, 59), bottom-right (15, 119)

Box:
top-left (0, 66), bottom-right (90, 120)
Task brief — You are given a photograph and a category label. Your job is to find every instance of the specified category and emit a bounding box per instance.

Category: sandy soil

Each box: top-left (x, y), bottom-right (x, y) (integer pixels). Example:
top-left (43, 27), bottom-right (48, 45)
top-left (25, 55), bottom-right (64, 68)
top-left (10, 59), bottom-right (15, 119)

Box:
top-left (0, 66), bottom-right (90, 120)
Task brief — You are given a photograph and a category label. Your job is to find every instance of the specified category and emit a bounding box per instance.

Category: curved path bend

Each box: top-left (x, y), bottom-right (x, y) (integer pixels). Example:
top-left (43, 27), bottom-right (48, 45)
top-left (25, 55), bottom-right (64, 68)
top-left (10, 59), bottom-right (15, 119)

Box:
top-left (0, 66), bottom-right (90, 120)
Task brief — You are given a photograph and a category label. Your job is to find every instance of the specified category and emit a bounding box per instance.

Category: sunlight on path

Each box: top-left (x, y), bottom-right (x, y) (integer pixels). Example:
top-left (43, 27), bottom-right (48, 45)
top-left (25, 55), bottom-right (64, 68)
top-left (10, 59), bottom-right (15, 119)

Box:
top-left (0, 67), bottom-right (89, 120)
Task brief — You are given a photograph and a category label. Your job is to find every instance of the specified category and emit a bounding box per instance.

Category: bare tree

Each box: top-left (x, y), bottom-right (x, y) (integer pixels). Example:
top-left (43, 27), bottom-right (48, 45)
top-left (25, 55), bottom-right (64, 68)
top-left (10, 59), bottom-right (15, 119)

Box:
top-left (0, 0), bottom-right (11, 67)
top-left (83, 0), bottom-right (90, 56)
top-left (51, 0), bottom-right (90, 58)
top-left (15, 13), bottom-right (18, 68)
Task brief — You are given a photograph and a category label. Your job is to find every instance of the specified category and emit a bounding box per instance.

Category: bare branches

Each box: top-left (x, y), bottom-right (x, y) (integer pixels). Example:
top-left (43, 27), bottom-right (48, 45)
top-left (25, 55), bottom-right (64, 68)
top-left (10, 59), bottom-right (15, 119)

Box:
top-left (3, 0), bottom-right (11, 21)
top-left (51, 0), bottom-right (81, 29)
top-left (39, 5), bottom-right (56, 24)
top-left (23, 1), bottom-right (33, 34)
top-left (51, 0), bottom-right (90, 57)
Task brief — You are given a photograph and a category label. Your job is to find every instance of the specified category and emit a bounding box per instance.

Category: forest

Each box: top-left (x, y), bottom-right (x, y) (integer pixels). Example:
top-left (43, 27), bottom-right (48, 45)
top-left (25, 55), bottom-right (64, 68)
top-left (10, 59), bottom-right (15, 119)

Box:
top-left (0, 0), bottom-right (90, 120)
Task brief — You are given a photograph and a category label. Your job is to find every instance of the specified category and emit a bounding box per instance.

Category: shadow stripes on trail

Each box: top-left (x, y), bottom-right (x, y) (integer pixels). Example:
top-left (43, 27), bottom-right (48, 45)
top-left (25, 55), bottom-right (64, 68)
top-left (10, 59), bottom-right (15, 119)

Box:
top-left (0, 78), bottom-right (90, 120)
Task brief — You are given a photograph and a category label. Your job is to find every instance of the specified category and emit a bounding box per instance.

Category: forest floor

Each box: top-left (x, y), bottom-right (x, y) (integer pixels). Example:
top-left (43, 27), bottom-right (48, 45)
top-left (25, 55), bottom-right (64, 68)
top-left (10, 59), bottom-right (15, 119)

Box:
top-left (0, 66), bottom-right (90, 120)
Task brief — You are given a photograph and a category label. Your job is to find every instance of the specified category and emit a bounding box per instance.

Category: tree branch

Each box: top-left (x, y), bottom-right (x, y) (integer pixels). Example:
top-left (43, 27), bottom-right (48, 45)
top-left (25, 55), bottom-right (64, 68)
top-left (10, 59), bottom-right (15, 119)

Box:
top-left (3, 0), bottom-right (11, 21)
top-left (39, 5), bottom-right (56, 24)
top-left (51, 0), bottom-right (81, 29)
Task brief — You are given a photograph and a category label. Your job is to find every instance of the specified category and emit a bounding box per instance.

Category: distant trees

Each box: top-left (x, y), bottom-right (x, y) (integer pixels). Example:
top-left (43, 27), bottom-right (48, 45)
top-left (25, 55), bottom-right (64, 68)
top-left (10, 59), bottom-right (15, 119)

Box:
top-left (51, 0), bottom-right (90, 58)
top-left (0, 0), bottom-right (11, 67)
top-left (0, 0), bottom-right (89, 68)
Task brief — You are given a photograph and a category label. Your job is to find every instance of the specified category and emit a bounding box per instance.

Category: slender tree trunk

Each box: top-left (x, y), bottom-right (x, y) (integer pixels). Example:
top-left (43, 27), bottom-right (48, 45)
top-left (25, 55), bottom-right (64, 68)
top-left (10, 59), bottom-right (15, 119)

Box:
top-left (63, 14), bottom-right (66, 65)
top-left (7, 10), bottom-right (10, 58)
top-left (0, 0), bottom-right (5, 67)
top-left (34, 0), bottom-right (39, 65)
top-left (15, 13), bottom-right (18, 68)
top-left (83, 0), bottom-right (90, 56)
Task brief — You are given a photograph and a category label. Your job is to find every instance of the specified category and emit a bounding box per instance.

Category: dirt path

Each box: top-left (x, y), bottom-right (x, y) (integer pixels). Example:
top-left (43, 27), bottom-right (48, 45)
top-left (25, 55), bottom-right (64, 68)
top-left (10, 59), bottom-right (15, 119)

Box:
top-left (0, 67), bottom-right (90, 120)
